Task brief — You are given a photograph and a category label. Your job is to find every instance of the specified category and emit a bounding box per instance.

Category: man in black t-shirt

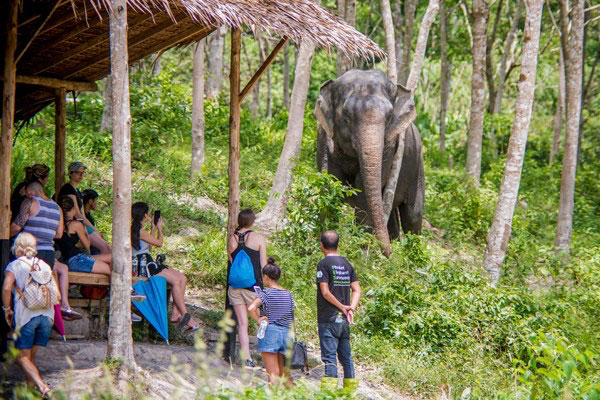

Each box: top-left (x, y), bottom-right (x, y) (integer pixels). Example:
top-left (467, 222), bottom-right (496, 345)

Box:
top-left (316, 230), bottom-right (362, 393)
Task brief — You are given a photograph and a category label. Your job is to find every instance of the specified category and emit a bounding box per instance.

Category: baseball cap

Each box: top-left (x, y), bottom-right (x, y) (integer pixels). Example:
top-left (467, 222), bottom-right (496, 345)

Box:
top-left (68, 161), bottom-right (87, 173)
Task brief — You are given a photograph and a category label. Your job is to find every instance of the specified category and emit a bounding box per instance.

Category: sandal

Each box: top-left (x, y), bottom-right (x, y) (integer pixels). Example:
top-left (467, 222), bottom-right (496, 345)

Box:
top-left (61, 308), bottom-right (83, 321)
top-left (183, 322), bottom-right (201, 334)
top-left (176, 313), bottom-right (191, 332)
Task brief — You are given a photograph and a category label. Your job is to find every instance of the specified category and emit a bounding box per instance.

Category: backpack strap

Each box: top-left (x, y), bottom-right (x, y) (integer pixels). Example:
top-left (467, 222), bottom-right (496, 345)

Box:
top-left (235, 230), bottom-right (253, 248)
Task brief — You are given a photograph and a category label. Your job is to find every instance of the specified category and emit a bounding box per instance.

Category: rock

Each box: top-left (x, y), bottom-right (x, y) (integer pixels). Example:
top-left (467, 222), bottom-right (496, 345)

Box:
top-left (180, 227), bottom-right (200, 236)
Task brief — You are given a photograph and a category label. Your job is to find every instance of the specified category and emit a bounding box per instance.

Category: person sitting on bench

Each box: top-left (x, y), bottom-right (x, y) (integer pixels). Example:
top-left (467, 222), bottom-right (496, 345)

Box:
top-left (57, 197), bottom-right (146, 302)
top-left (82, 189), bottom-right (102, 255)
top-left (131, 202), bottom-right (199, 332)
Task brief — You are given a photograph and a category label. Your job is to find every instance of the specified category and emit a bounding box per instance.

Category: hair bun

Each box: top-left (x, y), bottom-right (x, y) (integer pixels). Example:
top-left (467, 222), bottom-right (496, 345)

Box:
top-left (267, 256), bottom-right (276, 264)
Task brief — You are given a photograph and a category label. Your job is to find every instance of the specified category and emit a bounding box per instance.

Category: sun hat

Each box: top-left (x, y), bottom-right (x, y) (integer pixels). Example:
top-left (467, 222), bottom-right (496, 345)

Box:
top-left (68, 161), bottom-right (87, 173)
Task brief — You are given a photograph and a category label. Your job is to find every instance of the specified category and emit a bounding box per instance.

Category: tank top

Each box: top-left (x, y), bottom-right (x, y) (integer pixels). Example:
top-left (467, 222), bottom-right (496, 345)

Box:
top-left (56, 221), bottom-right (84, 262)
top-left (228, 230), bottom-right (263, 291)
top-left (132, 238), bottom-right (150, 256)
top-left (22, 196), bottom-right (60, 251)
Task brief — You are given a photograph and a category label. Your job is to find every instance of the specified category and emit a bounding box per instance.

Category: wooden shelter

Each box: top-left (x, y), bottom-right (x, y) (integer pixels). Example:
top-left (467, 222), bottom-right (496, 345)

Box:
top-left (0, 0), bottom-right (383, 362)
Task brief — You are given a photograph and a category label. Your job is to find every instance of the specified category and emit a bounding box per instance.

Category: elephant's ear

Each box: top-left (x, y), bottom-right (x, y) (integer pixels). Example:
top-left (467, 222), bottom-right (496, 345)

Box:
top-left (386, 84), bottom-right (417, 148)
top-left (315, 79), bottom-right (335, 140)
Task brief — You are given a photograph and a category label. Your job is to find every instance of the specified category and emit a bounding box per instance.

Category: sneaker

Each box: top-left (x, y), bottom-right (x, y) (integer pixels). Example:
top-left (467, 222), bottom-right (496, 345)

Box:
top-left (244, 359), bottom-right (260, 370)
top-left (131, 289), bottom-right (146, 302)
top-left (131, 313), bottom-right (142, 323)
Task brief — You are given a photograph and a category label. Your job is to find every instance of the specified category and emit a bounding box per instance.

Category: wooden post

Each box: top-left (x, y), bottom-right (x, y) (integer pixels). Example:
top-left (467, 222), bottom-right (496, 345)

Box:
top-left (1, 0), bottom-right (18, 245)
top-left (227, 28), bottom-right (242, 240)
top-left (106, 0), bottom-right (136, 369)
top-left (54, 88), bottom-right (66, 197)
top-left (1, 0), bottom-right (18, 354)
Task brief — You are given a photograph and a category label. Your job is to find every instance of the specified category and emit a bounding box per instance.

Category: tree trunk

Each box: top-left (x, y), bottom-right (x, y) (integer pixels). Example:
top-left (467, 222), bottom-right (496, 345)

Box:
top-left (383, 0), bottom-right (438, 224)
top-left (283, 43), bottom-right (290, 110)
top-left (465, 0), bottom-right (489, 184)
top-left (227, 28), bottom-right (242, 240)
top-left (555, 0), bottom-right (584, 251)
top-left (439, 0), bottom-right (450, 153)
top-left (394, 2), bottom-right (404, 77)
top-left (485, 0), bottom-right (504, 113)
top-left (381, 0), bottom-right (397, 84)
top-left (399, 0), bottom-right (417, 85)
top-left (484, 0), bottom-right (544, 286)
top-left (256, 40), bottom-right (316, 230)
top-left (0, 0), bottom-right (18, 242)
top-left (493, 0), bottom-right (523, 114)
top-left (549, 47), bottom-right (566, 165)
top-left (336, 0), bottom-right (356, 76)
top-left (107, 0), bottom-right (136, 368)
top-left (259, 37), bottom-right (273, 118)
top-left (100, 75), bottom-right (112, 131)
top-left (152, 56), bottom-right (161, 75)
top-left (191, 40), bottom-right (206, 175)
top-left (54, 89), bottom-right (66, 198)
top-left (206, 26), bottom-right (226, 100)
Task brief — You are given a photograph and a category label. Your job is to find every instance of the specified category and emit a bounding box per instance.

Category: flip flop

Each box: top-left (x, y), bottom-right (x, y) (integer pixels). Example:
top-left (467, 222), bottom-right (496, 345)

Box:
top-left (176, 313), bottom-right (191, 332)
top-left (184, 322), bottom-right (201, 335)
top-left (61, 308), bottom-right (83, 321)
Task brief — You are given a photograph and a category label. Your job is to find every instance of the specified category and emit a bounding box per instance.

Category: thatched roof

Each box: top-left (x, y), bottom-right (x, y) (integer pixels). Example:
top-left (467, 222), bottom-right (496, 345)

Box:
top-left (0, 0), bottom-right (384, 122)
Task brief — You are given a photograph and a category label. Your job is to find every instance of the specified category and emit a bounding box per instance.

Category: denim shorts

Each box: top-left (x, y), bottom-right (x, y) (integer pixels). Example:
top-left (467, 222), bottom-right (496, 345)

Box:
top-left (67, 253), bottom-right (95, 273)
top-left (15, 315), bottom-right (52, 349)
top-left (258, 323), bottom-right (290, 354)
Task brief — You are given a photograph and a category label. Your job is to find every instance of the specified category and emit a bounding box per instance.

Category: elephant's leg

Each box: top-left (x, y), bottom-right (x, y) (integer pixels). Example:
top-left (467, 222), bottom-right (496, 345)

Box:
top-left (399, 202), bottom-right (423, 234)
top-left (317, 127), bottom-right (332, 172)
top-left (387, 207), bottom-right (401, 239)
top-left (353, 174), bottom-right (372, 228)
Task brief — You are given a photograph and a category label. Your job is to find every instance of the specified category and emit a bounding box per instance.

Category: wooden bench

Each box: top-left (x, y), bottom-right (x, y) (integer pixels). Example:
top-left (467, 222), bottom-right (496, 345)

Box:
top-left (66, 272), bottom-right (171, 339)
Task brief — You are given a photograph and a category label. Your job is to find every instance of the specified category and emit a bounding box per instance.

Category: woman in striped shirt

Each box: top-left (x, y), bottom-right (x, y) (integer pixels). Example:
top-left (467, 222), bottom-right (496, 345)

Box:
top-left (248, 257), bottom-right (295, 387)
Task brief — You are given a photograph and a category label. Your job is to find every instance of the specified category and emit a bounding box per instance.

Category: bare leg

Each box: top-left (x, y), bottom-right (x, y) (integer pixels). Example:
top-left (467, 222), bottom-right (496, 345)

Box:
top-left (233, 304), bottom-right (251, 361)
top-left (53, 261), bottom-right (72, 309)
top-left (158, 269), bottom-right (197, 326)
top-left (89, 231), bottom-right (111, 254)
top-left (16, 349), bottom-right (49, 394)
top-left (91, 260), bottom-right (111, 276)
top-left (91, 253), bottom-right (112, 264)
top-left (262, 352), bottom-right (281, 384)
top-left (278, 353), bottom-right (295, 388)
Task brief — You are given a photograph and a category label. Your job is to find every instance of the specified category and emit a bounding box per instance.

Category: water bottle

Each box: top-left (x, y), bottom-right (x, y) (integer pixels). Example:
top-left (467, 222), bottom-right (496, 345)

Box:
top-left (132, 255), bottom-right (138, 276)
top-left (138, 256), bottom-right (148, 278)
top-left (257, 320), bottom-right (268, 339)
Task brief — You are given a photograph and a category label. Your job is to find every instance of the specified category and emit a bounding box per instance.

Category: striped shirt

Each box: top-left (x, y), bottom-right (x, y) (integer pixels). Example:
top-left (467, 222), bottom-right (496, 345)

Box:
top-left (258, 288), bottom-right (295, 328)
top-left (22, 196), bottom-right (60, 251)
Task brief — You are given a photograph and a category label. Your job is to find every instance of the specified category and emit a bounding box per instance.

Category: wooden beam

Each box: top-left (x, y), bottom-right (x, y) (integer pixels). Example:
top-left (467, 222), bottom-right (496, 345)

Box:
top-left (55, 88), bottom-right (66, 198)
top-left (1, 0), bottom-right (18, 241)
top-left (32, 13), bottom-right (152, 76)
top-left (3, 75), bottom-right (98, 91)
top-left (15, 0), bottom-right (63, 64)
top-left (227, 28), bottom-right (242, 240)
top-left (239, 37), bottom-right (288, 102)
top-left (38, 12), bottom-right (107, 53)
top-left (64, 14), bottom-right (193, 79)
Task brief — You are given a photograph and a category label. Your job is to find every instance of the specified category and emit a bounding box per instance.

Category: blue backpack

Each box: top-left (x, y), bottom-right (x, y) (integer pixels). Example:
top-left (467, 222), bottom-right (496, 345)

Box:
top-left (228, 232), bottom-right (256, 289)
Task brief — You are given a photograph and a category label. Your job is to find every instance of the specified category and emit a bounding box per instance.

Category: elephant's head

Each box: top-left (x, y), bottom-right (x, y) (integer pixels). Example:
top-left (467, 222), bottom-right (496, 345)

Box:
top-left (315, 70), bottom-right (416, 256)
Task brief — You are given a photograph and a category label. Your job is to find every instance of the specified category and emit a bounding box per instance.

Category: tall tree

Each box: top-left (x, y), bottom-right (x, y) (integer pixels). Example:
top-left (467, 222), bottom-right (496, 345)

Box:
top-left (439, 0), bottom-right (450, 152)
top-left (381, 0), bottom-right (398, 83)
top-left (256, 40), bottom-right (316, 229)
top-left (107, 0), bottom-right (136, 368)
top-left (399, 0), bottom-right (418, 85)
top-left (206, 26), bottom-right (226, 100)
top-left (283, 43), bottom-right (290, 109)
top-left (393, 1), bottom-right (404, 76)
top-left (191, 39), bottom-right (206, 175)
top-left (100, 75), bottom-right (112, 131)
top-left (465, 0), bottom-right (489, 183)
top-left (549, 47), bottom-right (566, 165)
top-left (555, 0), bottom-right (584, 250)
top-left (492, 0), bottom-right (522, 114)
top-left (336, 0), bottom-right (356, 76)
top-left (484, 0), bottom-right (544, 286)
top-left (485, 0), bottom-right (504, 113)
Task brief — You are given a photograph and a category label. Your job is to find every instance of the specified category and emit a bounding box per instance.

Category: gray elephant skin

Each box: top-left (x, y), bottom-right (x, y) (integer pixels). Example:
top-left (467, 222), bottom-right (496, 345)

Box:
top-left (315, 69), bottom-right (424, 256)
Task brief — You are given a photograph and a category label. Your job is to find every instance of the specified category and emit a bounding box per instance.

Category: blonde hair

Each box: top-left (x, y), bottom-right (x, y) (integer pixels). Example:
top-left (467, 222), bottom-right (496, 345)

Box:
top-left (12, 232), bottom-right (38, 259)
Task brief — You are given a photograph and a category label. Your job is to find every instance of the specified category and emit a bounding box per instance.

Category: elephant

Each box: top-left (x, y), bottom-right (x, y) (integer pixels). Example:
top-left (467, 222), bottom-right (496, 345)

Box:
top-left (314, 69), bottom-right (424, 256)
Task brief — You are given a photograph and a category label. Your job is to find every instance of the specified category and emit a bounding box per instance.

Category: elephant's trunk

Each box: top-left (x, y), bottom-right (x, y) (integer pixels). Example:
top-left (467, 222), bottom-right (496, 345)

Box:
top-left (357, 121), bottom-right (391, 257)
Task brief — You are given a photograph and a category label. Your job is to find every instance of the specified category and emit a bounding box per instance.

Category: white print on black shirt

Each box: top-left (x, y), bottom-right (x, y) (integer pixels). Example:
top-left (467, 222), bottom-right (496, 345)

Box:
top-left (331, 265), bottom-right (351, 286)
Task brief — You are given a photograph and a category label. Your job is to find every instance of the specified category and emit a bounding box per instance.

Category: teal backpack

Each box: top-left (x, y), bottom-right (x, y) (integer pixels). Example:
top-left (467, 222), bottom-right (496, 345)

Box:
top-left (228, 231), bottom-right (256, 288)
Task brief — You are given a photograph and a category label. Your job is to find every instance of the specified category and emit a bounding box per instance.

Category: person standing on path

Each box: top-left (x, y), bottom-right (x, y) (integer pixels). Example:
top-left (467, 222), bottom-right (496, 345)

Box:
top-left (316, 230), bottom-right (361, 393)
